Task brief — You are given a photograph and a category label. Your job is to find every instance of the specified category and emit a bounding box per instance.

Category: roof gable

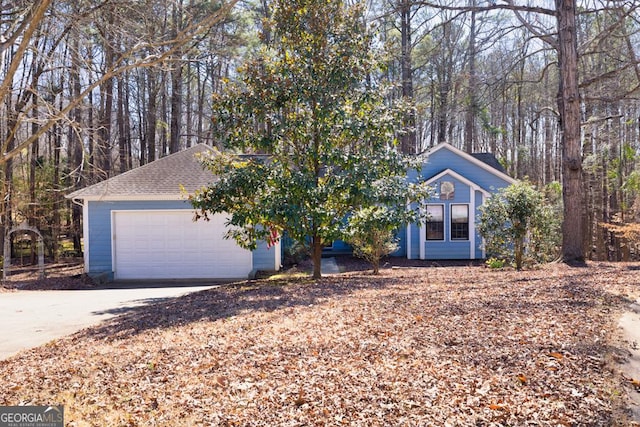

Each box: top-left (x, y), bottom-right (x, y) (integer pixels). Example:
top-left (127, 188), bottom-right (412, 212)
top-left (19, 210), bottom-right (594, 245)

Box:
top-left (418, 143), bottom-right (516, 191)
top-left (424, 169), bottom-right (491, 197)
top-left (424, 143), bottom-right (515, 184)
top-left (66, 144), bottom-right (216, 200)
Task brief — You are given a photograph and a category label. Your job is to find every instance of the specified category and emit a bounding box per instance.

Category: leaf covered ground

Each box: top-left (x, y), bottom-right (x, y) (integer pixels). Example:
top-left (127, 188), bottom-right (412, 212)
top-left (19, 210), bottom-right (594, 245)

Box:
top-left (1, 261), bottom-right (639, 426)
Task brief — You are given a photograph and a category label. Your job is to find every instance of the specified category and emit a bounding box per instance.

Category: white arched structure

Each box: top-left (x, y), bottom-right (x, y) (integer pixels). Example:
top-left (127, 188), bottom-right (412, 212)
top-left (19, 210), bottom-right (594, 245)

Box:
top-left (3, 222), bottom-right (45, 282)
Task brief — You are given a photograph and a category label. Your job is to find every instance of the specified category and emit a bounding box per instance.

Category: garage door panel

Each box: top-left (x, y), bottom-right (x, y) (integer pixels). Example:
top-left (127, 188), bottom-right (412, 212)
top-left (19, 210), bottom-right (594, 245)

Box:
top-left (113, 210), bottom-right (252, 280)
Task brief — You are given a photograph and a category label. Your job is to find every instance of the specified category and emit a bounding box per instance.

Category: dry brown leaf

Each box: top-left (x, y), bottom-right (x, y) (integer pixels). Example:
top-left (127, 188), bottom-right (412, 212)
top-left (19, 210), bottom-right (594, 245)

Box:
top-left (215, 376), bottom-right (228, 387)
top-left (294, 389), bottom-right (307, 407)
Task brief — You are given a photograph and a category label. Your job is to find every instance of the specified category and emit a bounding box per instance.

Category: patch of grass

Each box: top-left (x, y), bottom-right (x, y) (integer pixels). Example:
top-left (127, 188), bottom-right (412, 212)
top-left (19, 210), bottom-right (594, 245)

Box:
top-left (267, 271), bottom-right (309, 281)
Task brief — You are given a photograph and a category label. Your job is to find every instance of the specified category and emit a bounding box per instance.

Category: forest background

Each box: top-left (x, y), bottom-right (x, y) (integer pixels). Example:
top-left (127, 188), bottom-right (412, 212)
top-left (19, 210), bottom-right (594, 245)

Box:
top-left (1, 0), bottom-right (639, 263)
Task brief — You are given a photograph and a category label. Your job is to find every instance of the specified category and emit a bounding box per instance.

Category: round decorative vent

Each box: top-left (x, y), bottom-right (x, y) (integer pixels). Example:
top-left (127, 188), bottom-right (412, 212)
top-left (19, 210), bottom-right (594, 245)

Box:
top-left (440, 181), bottom-right (454, 200)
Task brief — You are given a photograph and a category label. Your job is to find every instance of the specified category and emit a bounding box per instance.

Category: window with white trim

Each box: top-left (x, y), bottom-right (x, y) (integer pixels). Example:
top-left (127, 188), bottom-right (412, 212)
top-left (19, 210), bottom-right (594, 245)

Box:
top-left (450, 204), bottom-right (469, 240)
top-left (425, 204), bottom-right (444, 240)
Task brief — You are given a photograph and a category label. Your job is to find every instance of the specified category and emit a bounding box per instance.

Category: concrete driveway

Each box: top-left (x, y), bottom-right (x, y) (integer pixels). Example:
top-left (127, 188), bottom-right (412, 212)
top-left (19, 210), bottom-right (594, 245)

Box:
top-left (0, 284), bottom-right (217, 360)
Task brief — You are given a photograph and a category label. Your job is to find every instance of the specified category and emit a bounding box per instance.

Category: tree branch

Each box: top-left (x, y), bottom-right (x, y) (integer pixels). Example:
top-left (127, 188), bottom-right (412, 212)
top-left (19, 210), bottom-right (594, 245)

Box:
top-left (0, 0), bottom-right (240, 166)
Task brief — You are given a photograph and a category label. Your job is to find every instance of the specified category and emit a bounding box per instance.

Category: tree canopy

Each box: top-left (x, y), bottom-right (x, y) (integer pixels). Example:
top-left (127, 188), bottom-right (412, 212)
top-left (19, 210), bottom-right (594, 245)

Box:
top-left (190, 0), bottom-right (429, 278)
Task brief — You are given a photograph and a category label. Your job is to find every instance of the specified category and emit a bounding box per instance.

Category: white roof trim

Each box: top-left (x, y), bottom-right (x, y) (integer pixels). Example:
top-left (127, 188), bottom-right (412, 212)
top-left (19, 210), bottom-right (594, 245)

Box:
top-left (77, 194), bottom-right (191, 202)
top-left (425, 143), bottom-right (517, 185)
top-left (425, 168), bottom-right (491, 197)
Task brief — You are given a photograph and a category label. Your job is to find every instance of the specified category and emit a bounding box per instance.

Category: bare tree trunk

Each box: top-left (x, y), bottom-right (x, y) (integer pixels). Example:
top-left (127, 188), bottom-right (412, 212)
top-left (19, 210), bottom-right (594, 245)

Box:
top-left (161, 80), bottom-right (168, 156)
top-left (97, 12), bottom-right (115, 180)
top-left (464, 2), bottom-right (477, 153)
top-left (582, 104), bottom-right (595, 259)
top-left (601, 153), bottom-right (610, 260)
top-left (87, 85), bottom-right (96, 183)
top-left (169, 2), bottom-right (184, 154)
top-left (544, 114), bottom-right (554, 184)
top-left (123, 73), bottom-right (132, 169)
top-left (399, 0), bottom-right (415, 154)
top-left (117, 75), bottom-right (126, 173)
top-left (70, 26), bottom-right (84, 255)
top-left (170, 63), bottom-right (183, 154)
top-left (556, 0), bottom-right (584, 263)
top-left (437, 22), bottom-right (452, 145)
top-left (147, 71), bottom-right (158, 162)
top-left (29, 97), bottom-right (38, 264)
top-left (312, 234), bottom-right (322, 279)
top-left (185, 65), bottom-right (192, 148)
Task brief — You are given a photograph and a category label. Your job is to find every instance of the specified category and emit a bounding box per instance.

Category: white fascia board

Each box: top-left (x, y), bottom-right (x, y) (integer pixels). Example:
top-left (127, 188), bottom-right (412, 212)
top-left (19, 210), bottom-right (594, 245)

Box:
top-left (469, 187), bottom-right (475, 260)
top-left (83, 200), bottom-right (90, 272)
top-left (70, 194), bottom-right (189, 202)
top-left (425, 143), bottom-right (517, 185)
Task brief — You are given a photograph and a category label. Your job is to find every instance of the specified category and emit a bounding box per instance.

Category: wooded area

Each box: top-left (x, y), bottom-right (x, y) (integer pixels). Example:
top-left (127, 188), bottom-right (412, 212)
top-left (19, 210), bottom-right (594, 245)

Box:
top-left (1, 0), bottom-right (639, 262)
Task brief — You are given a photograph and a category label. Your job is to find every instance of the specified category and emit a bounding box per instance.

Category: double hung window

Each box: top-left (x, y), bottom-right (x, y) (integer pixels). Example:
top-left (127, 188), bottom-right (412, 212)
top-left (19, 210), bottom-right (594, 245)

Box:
top-left (425, 205), bottom-right (444, 240)
top-left (425, 203), bottom-right (470, 241)
top-left (450, 204), bottom-right (469, 240)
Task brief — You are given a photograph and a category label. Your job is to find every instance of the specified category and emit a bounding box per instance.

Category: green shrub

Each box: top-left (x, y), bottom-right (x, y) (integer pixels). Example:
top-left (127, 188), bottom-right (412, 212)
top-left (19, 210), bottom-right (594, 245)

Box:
top-left (485, 257), bottom-right (505, 269)
top-left (478, 181), bottom-right (561, 270)
top-left (344, 206), bottom-right (399, 274)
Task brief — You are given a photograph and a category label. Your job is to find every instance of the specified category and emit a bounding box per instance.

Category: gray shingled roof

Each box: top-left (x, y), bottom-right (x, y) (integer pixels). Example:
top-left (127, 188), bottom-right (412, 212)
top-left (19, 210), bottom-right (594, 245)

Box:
top-left (66, 144), bottom-right (216, 199)
top-left (470, 152), bottom-right (507, 174)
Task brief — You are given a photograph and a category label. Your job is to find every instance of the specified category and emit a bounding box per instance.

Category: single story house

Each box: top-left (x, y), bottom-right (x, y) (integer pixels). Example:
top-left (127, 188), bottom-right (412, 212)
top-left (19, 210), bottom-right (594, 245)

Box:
top-left (67, 142), bottom-right (514, 281)
top-left (66, 144), bottom-right (281, 281)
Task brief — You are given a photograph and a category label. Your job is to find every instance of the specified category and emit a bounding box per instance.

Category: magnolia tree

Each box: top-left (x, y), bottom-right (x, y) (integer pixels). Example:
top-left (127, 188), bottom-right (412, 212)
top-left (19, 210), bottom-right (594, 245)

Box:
top-left (190, 0), bottom-right (430, 279)
top-left (478, 181), bottom-right (561, 270)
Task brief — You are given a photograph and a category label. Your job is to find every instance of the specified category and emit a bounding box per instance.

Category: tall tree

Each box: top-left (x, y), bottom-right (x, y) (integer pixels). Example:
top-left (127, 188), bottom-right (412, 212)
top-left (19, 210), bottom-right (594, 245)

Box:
top-left (399, 0), bottom-right (416, 154)
top-left (555, 0), bottom-right (583, 262)
top-left (418, 0), bottom-right (585, 262)
top-left (192, 0), bottom-right (429, 279)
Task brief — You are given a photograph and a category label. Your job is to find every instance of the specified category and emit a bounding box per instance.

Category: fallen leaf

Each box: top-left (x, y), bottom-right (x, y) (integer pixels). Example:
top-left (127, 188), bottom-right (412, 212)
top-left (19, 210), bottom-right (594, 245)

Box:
top-left (294, 389), bottom-right (308, 406)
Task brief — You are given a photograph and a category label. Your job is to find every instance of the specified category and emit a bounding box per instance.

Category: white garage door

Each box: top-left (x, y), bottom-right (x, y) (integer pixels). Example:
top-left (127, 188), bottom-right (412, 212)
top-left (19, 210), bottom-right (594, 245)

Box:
top-left (112, 210), bottom-right (252, 280)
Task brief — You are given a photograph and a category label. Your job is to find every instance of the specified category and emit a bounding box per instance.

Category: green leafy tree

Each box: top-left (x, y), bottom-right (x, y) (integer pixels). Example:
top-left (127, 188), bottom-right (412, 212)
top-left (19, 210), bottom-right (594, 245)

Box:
top-left (344, 173), bottom-right (431, 275)
top-left (478, 181), bottom-right (560, 270)
top-left (190, 0), bottom-right (429, 278)
top-left (345, 206), bottom-right (398, 275)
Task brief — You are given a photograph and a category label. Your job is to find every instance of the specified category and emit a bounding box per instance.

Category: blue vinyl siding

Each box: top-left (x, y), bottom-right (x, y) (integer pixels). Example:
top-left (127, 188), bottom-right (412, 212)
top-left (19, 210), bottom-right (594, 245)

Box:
top-left (392, 226), bottom-right (407, 257)
top-left (423, 174), bottom-right (472, 259)
top-left (424, 240), bottom-right (470, 260)
top-left (252, 240), bottom-right (279, 271)
top-left (426, 176), bottom-right (470, 203)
